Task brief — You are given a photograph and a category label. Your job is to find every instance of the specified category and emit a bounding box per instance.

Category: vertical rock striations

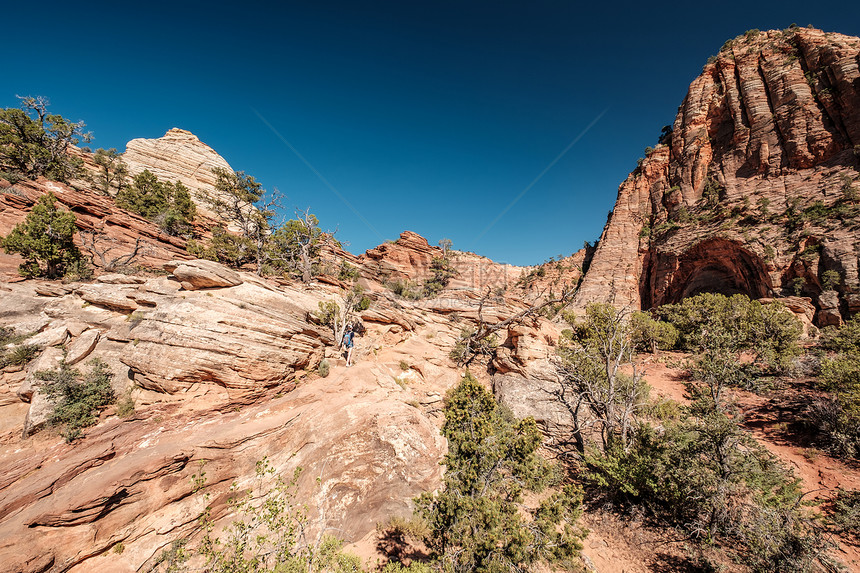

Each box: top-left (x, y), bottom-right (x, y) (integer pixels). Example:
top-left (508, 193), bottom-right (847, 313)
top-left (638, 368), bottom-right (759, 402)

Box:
top-left (575, 28), bottom-right (860, 323)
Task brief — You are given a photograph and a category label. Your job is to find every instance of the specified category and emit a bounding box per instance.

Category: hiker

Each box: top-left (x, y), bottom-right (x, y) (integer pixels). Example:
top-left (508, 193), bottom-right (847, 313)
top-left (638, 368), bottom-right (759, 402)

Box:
top-left (342, 324), bottom-right (355, 367)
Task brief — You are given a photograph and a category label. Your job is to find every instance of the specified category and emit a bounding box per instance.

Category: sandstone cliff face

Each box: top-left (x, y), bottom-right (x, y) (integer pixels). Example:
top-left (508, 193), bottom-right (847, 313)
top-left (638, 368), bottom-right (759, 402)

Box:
top-left (575, 28), bottom-right (860, 324)
top-left (123, 128), bottom-right (233, 218)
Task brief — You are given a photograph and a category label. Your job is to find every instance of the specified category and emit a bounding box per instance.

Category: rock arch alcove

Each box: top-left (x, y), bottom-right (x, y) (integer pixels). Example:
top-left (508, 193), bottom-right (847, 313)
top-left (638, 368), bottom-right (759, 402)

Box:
top-left (650, 238), bottom-right (773, 307)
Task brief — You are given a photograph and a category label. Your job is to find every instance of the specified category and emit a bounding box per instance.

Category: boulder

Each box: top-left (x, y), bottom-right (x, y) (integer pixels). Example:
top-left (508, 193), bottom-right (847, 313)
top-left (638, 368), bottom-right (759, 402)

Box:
top-left (494, 374), bottom-right (576, 440)
top-left (26, 325), bottom-right (69, 348)
top-left (33, 282), bottom-right (76, 297)
top-left (66, 329), bottom-right (100, 366)
top-left (164, 259), bottom-right (242, 290)
top-left (817, 290), bottom-right (843, 327)
top-left (17, 346), bottom-right (64, 402)
top-left (22, 391), bottom-right (53, 437)
top-left (75, 284), bottom-right (139, 311)
top-left (121, 282), bottom-right (326, 394)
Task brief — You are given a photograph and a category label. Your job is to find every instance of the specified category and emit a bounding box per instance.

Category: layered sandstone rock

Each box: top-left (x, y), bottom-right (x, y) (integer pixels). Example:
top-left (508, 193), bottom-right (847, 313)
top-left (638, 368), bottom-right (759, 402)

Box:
top-left (0, 269), bottom-right (464, 573)
top-left (120, 278), bottom-right (329, 395)
top-left (574, 28), bottom-right (860, 324)
top-left (360, 231), bottom-right (534, 296)
top-left (0, 178), bottom-right (192, 273)
top-left (123, 128), bottom-right (233, 218)
top-left (164, 258), bottom-right (243, 290)
top-left (0, 352), bottom-right (447, 573)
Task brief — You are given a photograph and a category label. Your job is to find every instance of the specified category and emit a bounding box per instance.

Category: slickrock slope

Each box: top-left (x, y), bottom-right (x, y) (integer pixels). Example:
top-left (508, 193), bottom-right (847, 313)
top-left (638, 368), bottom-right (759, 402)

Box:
top-left (123, 128), bottom-right (233, 217)
top-left (575, 27), bottom-right (860, 324)
top-left (0, 262), bottom-right (479, 572)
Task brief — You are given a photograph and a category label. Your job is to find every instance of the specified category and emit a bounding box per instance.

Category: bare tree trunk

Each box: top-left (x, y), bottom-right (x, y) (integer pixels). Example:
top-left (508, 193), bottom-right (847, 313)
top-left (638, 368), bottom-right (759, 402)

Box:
top-left (301, 244), bottom-right (311, 283)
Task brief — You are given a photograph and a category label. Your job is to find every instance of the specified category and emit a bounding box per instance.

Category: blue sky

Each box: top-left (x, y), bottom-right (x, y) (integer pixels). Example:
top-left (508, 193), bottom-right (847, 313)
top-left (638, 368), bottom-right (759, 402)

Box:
top-left (5, 1), bottom-right (860, 265)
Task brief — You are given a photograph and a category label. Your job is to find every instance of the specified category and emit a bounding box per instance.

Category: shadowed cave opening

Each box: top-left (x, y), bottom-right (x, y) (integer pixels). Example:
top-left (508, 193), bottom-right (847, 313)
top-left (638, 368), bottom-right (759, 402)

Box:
top-left (656, 238), bottom-right (773, 306)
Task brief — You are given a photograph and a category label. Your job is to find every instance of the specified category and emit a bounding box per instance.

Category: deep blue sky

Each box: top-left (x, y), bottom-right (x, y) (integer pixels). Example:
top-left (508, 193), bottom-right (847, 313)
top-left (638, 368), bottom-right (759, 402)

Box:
top-left (5, 1), bottom-right (860, 265)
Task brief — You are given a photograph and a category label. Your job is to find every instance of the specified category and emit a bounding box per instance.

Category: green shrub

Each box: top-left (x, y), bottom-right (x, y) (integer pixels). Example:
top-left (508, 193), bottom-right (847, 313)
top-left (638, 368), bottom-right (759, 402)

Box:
top-left (0, 96), bottom-right (89, 182)
top-left (0, 171), bottom-right (23, 184)
top-left (187, 224), bottom-right (255, 268)
top-left (0, 343), bottom-right (40, 369)
top-left (37, 358), bottom-right (116, 442)
top-left (702, 176), bottom-right (723, 207)
top-left (814, 355), bottom-right (860, 458)
top-left (415, 373), bottom-right (585, 572)
top-left (821, 316), bottom-right (860, 354)
top-left (629, 311), bottom-right (679, 353)
top-left (1, 191), bottom-right (81, 278)
top-left (353, 291), bottom-right (372, 311)
top-left (318, 359), bottom-right (330, 378)
top-left (116, 392), bottom-right (136, 418)
top-left (116, 170), bottom-right (196, 235)
top-left (337, 261), bottom-right (359, 282)
top-left (387, 278), bottom-right (423, 300)
top-left (63, 259), bottom-right (93, 282)
top-left (422, 256), bottom-right (456, 297)
top-left (658, 293), bottom-right (802, 372)
top-left (821, 269), bottom-right (841, 290)
top-left (830, 489), bottom-right (860, 537)
top-left (652, 220), bottom-right (680, 235)
top-left (0, 327), bottom-right (40, 369)
top-left (586, 412), bottom-right (822, 569)
top-left (790, 276), bottom-right (806, 295)
top-left (840, 175), bottom-right (858, 203)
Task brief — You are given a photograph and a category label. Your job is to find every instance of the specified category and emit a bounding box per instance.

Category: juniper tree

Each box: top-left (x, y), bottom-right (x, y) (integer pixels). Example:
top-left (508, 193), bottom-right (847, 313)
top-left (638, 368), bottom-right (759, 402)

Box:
top-left (416, 373), bottom-right (584, 573)
top-left (0, 96), bottom-right (90, 181)
top-left (92, 147), bottom-right (128, 195)
top-left (1, 191), bottom-right (81, 278)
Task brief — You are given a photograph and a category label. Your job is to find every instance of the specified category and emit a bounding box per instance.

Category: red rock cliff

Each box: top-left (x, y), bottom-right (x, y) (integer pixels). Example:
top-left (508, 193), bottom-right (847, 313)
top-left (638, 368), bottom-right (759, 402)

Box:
top-left (574, 27), bottom-right (860, 323)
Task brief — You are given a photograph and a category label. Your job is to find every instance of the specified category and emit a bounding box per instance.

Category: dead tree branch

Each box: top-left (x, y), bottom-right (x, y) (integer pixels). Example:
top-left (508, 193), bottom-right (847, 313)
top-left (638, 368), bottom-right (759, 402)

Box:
top-left (80, 230), bottom-right (150, 272)
top-left (453, 285), bottom-right (577, 366)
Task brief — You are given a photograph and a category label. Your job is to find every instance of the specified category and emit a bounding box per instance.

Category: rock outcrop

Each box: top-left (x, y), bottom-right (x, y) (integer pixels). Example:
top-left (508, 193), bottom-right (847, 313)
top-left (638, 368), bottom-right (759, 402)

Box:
top-left (123, 128), bottom-right (233, 218)
top-left (120, 276), bottom-right (328, 395)
top-left (0, 178), bottom-right (192, 275)
top-left (359, 231), bottom-right (540, 297)
top-left (574, 28), bottom-right (860, 324)
top-left (0, 267), bottom-right (465, 572)
top-left (164, 259), bottom-right (243, 290)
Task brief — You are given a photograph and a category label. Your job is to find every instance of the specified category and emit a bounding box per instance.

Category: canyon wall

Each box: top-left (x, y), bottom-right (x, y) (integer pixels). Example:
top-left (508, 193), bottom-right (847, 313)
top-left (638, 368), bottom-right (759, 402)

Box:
top-left (574, 28), bottom-right (860, 324)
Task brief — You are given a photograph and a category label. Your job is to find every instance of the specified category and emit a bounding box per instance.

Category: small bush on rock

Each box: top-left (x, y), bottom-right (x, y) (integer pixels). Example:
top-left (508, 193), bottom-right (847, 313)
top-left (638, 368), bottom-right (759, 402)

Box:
top-left (37, 358), bottom-right (116, 442)
top-left (318, 359), bottom-right (330, 378)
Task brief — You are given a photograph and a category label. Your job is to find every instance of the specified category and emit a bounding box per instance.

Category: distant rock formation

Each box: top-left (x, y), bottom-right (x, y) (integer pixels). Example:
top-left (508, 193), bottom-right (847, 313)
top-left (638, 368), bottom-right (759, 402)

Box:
top-left (123, 128), bottom-right (233, 218)
top-left (359, 230), bottom-right (566, 301)
top-left (574, 27), bottom-right (860, 325)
